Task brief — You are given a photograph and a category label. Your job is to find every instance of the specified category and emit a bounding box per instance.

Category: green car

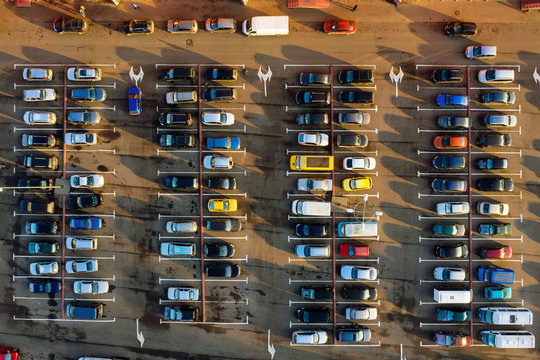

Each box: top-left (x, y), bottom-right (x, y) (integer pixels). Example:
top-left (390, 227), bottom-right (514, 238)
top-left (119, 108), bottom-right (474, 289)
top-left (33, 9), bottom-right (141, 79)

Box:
top-left (28, 241), bottom-right (59, 254)
top-left (485, 286), bottom-right (511, 299)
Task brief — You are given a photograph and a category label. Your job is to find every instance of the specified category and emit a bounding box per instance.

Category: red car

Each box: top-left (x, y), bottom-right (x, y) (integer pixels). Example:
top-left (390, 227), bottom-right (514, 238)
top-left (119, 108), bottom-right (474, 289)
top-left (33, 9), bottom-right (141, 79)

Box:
top-left (0, 347), bottom-right (19, 360)
top-left (339, 244), bottom-right (369, 257)
top-left (433, 136), bottom-right (467, 149)
top-left (479, 246), bottom-right (512, 259)
top-left (323, 20), bottom-right (356, 34)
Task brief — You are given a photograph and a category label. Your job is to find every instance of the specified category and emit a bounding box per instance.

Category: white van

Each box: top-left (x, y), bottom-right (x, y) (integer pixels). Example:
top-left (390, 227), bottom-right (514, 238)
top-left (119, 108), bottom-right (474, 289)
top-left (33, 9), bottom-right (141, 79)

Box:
top-left (291, 200), bottom-right (331, 216)
top-left (337, 222), bottom-right (378, 237)
top-left (242, 16), bottom-right (289, 36)
top-left (480, 330), bottom-right (535, 348)
top-left (477, 307), bottom-right (533, 325)
top-left (433, 288), bottom-right (472, 304)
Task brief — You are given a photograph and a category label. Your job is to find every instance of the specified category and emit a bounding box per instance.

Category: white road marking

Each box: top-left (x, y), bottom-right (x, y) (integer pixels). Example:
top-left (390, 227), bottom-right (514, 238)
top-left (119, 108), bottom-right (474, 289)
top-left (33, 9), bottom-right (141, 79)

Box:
top-left (418, 171), bottom-right (522, 177)
top-left (419, 236), bottom-right (523, 242)
top-left (290, 342), bottom-right (381, 347)
top-left (155, 63), bottom-right (245, 68)
top-left (13, 317), bottom-right (116, 322)
top-left (283, 64), bottom-right (376, 69)
top-left (158, 213), bottom-right (247, 220)
top-left (158, 277), bottom-right (248, 284)
top-left (418, 150), bottom-right (522, 156)
top-left (160, 319), bottom-right (249, 325)
top-left (159, 256), bottom-right (247, 263)
top-left (158, 170), bottom-right (247, 176)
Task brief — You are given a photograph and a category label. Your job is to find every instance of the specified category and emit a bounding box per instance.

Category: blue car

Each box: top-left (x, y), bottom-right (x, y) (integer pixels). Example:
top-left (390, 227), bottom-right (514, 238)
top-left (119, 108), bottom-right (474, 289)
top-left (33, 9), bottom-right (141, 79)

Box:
top-left (69, 217), bottom-right (102, 230)
top-left (436, 94), bottom-right (469, 107)
top-left (29, 280), bottom-right (62, 293)
top-left (128, 87), bottom-right (142, 115)
top-left (206, 136), bottom-right (240, 150)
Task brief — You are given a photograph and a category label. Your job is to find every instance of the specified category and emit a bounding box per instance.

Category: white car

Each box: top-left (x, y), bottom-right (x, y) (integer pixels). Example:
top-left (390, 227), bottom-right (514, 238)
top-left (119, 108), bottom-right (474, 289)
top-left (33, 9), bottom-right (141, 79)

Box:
top-left (23, 111), bottom-right (57, 125)
top-left (345, 306), bottom-right (378, 320)
top-left (477, 202), bottom-right (509, 216)
top-left (73, 280), bottom-right (109, 294)
top-left (340, 265), bottom-right (377, 280)
top-left (66, 237), bottom-right (98, 250)
top-left (23, 88), bottom-right (56, 102)
top-left (483, 115), bottom-right (517, 128)
top-left (23, 68), bottom-right (53, 81)
top-left (295, 244), bottom-right (331, 258)
top-left (203, 155), bottom-right (233, 170)
top-left (297, 132), bottom-right (329, 146)
top-left (65, 132), bottom-right (97, 145)
top-left (166, 221), bottom-right (198, 233)
top-left (30, 261), bottom-right (59, 275)
top-left (478, 69), bottom-right (514, 83)
top-left (167, 287), bottom-right (199, 300)
top-left (201, 112), bottom-right (235, 126)
top-left (434, 266), bottom-right (466, 281)
top-left (70, 175), bottom-right (105, 188)
top-left (465, 45), bottom-right (496, 60)
top-left (292, 330), bottom-right (328, 345)
top-left (65, 259), bottom-right (98, 273)
top-left (67, 67), bottom-right (102, 81)
top-left (436, 202), bottom-right (470, 215)
top-left (343, 157), bottom-right (376, 170)
top-left (297, 178), bottom-right (332, 192)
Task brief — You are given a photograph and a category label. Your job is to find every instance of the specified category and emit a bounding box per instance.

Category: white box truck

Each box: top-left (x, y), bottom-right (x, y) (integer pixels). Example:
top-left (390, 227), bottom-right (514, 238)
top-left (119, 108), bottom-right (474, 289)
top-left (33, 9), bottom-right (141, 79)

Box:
top-left (242, 16), bottom-right (289, 36)
top-left (292, 200), bottom-right (331, 216)
top-left (433, 288), bottom-right (472, 304)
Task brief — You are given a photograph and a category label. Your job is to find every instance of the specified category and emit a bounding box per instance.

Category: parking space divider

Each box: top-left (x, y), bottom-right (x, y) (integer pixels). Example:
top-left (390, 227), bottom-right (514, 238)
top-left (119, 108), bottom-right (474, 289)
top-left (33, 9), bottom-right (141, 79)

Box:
top-left (330, 65), bottom-right (336, 345)
top-left (466, 65), bottom-right (473, 338)
top-left (198, 65), bottom-right (206, 323)
top-left (61, 66), bottom-right (68, 320)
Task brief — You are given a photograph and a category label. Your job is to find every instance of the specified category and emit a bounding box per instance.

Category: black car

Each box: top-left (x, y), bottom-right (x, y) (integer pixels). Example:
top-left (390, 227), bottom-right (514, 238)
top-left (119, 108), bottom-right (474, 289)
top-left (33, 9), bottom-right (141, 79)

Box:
top-left (205, 67), bottom-right (238, 81)
top-left (163, 176), bottom-right (199, 190)
top-left (203, 243), bottom-right (235, 258)
top-left (431, 69), bottom-right (464, 83)
top-left (480, 91), bottom-right (516, 104)
top-left (444, 21), bottom-right (478, 36)
top-left (206, 177), bottom-right (237, 190)
top-left (122, 20), bottom-right (154, 35)
top-left (338, 70), bottom-right (374, 84)
top-left (478, 223), bottom-right (512, 236)
top-left (205, 263), bottom-right (241, 278)
top-left (343, 286), bottom-right (377, 300)
top-left (477, 178), bottom-right (514, 192)
top-left (295, 91), bottom-right (331, 106)
top-left (23, 155), bottom-right (58, 170)
top-left (301, 286), bottom-right (334, 300)
top-left (295, 113), bottom-right (329, 126)
top-left (202, 88), bottom-right (237, 102)
top-left (29, 280), bottom-right (62, 293)
top-left (297, 308), bottom-right (330, 323)
top-left (53, 17), bottom-right (87, 34)
top-left (336, 134), bottom-right (368, 147)
top-left (437, 116), bottom-right (470, 129)
top-left (477, 134), bottom-right (511, 148)
top-left (17, 178), bottom-right (54, 192)
top-left (25, 220), bottom-right (59, 235)
top-left (163, 305), bottom-right (198, 321)
top-left (435, 243), bottom-right (468, 259)
top-left (295, 223), bottom-right (328, 237)
top-left (299, 73), bottom-right (330, 86)
top-left (475, 157), bottom-right (508, 170)
top-left (161, 67), bottom-right (195, 81)
top-left (20, 200), bottom-right (54, 214)
top-left (68, 193), bottom-right (103, 209)
top-left (205, 218), bottom-right (243, 232)
top-left (21, 134), bottom-right (57, 148)
top-left (431, 179), bottom-right (467, 192)
top-left (160, 134), bottom-right (196, 148)
top-left (159, 113), bottom-right (193, 127)
top-left (338, 90), bottom-right (374, 104)
top-left (432, 156), bottom-right (466, 169)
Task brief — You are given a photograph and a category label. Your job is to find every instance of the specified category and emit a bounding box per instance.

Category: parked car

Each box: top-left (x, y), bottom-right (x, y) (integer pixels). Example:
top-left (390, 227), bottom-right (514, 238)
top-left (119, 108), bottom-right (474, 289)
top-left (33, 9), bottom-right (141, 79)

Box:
top-left (434, 332), bottom-right (472, 347)
top-left (483, 114), bottom-right (517, 128)
top-left (30, 261), bottom-right (59, 275)
top-left (67, 67), bottom-right (102, 81)
top-left (161, 67), bottom-right (195, 81)
top-left (53, 17), bottom-right (87, 34)
top-left (465, 45), bottom-right (496, 59)
top-left (74, 280), bottom-right (109, 294)
top-left (20, 200), bottom-right (54, 214)
top-left (205, 263), bottom-right (241, 277)
top-left (342, 177), bottom-right (373, 191)
top-left (298, 132), bottom-right (329, 146)
top-left (205, 67), bottom-right (238, 81)
top-left (339, 244), bottom-right (369, 257)
top-left (337, 328), bottom-right (371, 343)
top-left (476, 202), bottom-right (509, 216)
top-left (163, 176), bottom-right (198, 190)
top-left (160, 134), bottom-right (196, 148)
top-left (433, 267), bottom-right (466, 281)
top-left (66, 237), bottom-right (97, 250)
top-left (297, 308), bottom-right (331, 323)
top-left (65, 259), bottom-right (98, 273)
top-left (128, 86), bottom-right (142, 115)
top-left (432, 223), bottom-right (466, 237)
top-left (208, 199), bottom-right (237, 212)
top-left (23, 88), bottom-right (56, 102)
top-left (23, 67), bottom-right (53, 81)
top-left (122, 19), bottom-right (154, 34)
top-left (345, 307), bottom-right (377, 320)
top-left (202, 88), bottom-right (237, 102)
top-left (21, 134), bottom-right (57, 148)
top-left (203, 155), bottom-right (233, 170)
top-left (478, 69), bottom-right (514, 83)
top-left (29, 280), bottom-right (61, 293)
top-left (23, 110), bottom-right (57, 125)
top-left (69, 217), bottom-right (102, 230)
top-left (205, 18), bottom-right (236, 32)
top-left (299, 72), bottom-right (330, 85)
top-left (292, 330), bottom-right (328, 345)
top-left (323, 20), bottom-right (356, 34)
top-left (432, 156), bottom-right (466, 169)
top-left (297, 178), bottom-right (332, 192)
top-left (338, 69), bottom-right (374, 84)
top-left (436, 308), bottom-right (470, 321)
top-left (28, 241), bottom-right (59, 254)
top-left (343, 157), bottom-right (376, 170)
top-left (68, 193), bottom-right (103, 209)
top-left (435, 243), bottom-right (468, 259)
top-left (163, 305), bottom-right (198, 321)
top-left (18, 178), bottom-right (54, 192)
top-left (167, 287), bottom-right (199, 300)
top-left (25, 220), bottom-right (58, 235)
top-left (479, 246), bottom-right (512, 259)
top-left (301, 286), bottom-right (334, 300)
top-left (480, 91), bottom-right (515, 104)
top-left (477, 134), bottom-right (511, 148)
top-left (203, 243), bottom-right (235, 258)
top-left (431, 179), bottom-right (467, 192)
top-left (67, 110), bottom-right (100, 124)
top-left (160, 242), bottom-right (196, 256)
top-left (337, 112), bottom-right (370, 125)
top-left (340, 266), bottom-right (377, 280)
top-left (166, 220), bottom-right (198, 233)
top-left (201, 112), bottom-right (235, 126)
top-left (23, 155), bottom-right (58, 170)
top-left (342, 286), bottom-right (377, 300)
top-left (71, 88), bottom-right (106, 102)
top-left (206, 136), bottom-right (241, 150)
top-left (431, 69), bottom-right (464, 83)
top-left (295, 113), bottom-right (329, 126)
top-left (478, 223), bottom-right (512, 236)
top-left (337, 134), bottom-right (368, 147)
top-left (444, 21), bottom-right (477, 36)
top-left (485, 286), bottom-right (511, 300)
top-left (206, 177), bottom-right (237, 190)
top-left (436, 94), bottom-right (469, 107)
top-left (477, 178), bottom-right (513, 192)
top-left (437, 116), bottom-right (470, 129)
top-left (295, 244), bottom-right (331, 258)
top-left (165, 90), bottom-right (197, 104)
top-left (433, 135), bottom-right (467, 149)
top-left (295, 223), bottom-right (328, 237)
top-left (338, 90), bottom-right (374, 104)
top-left (295, 91), bottom-right (331, 106)
top-left (436, 202), bottom-right (470, 215)
top-left (205, 218), bottom-right (243, 232)
top-left (475, 157), bottom-right (508, 170)
top-left (70, 175), bottom-right (104, 188)
top-left (65, 132), bottom-right (97, 145)
top-left (167, 20), bottom-right (198, 34)
top-left (159, 113), bottom-right (193, 127)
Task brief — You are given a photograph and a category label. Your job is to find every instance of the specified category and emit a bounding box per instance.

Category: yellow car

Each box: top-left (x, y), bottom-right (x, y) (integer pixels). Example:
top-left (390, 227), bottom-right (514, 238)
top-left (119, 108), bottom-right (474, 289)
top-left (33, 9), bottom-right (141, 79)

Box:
top-left (208, 198), bottom-right (238, 212)
top-left (342, 177), bottom-right (373, 191)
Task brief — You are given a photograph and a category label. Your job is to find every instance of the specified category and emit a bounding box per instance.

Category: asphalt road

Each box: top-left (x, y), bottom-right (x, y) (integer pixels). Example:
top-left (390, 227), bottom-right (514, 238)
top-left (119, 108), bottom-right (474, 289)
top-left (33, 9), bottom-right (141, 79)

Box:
top-left (0, 1), bottom-right (538, 359)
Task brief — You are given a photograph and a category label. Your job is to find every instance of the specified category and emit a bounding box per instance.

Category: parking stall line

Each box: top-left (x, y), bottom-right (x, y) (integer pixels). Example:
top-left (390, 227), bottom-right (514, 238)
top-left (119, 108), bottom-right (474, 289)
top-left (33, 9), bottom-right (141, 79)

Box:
top-left (287, 171), bottom-right (332, 176)
top-left (15, 63), bottom-right (117, 68)
top-left (420, 322), bottom-right (468, 327)
top-left (158, 235), bottom-right (198, 240)
top-left (286, 149), bottom-right (328, 155)
top-left (65, 149), bottom-right (116, 154)
top-left (160, 319), bottom-right (249, 325)
top-left (417, 106), bottom-right (467, 112)
top-left (65, 212), bottom-right (115, 218)
top-left (13, 147), bottom-right (62, 153)
top-left (13, 296), bottom-right (115, 302)
top-left (334, 150), bottom-right (378, 155)
top-left (419, 236), bottom-right (523, 242)
top-left (288, 215), bottom-right (332, 220)
top-left (290, 321), bottom-right (333, 327)
top-left (290, 342), bottom-right (381, 347)
top-left (69, 192), bottom-right (115, 197)
top-left (159, 277), bottom-right (248, 284)
top-left (343, 192), bottom-right (379, 198)
top-left (334, 171), bottom-right (378, 176)
top-left (13, 234), bottom-right (63, 238)
top-left (289, 300), bottom-right (333, 305)
top-left (285, 106), bottom-right (378, 112)
top-left (333, 129), bottom-right (378, 134)
top-left (158, 192), bottom-right (247, 198)
top-left (13, 317), bottom-right (116, 322)
top-left (159, 256), bottom-right (247, 263)
top-left (419, 280), bottom-right (468, 284)
top-left (419, 258), bottom-right (472, 263)
top-left (155, 63), bottom-right (245, 68)
top-left (159, 299), bottom-right (247, 305)
top-left (158, 170), bottom-right (247, 176)
top-left (470, 85), bottom-right (520, 90)
top-left (418, 192), bottom-right (522, 199)
top-left (334, 216), bottom-right (380, 222)
top-left (289, 279), bottom-right (379, 284)
top-left (157, 106), bottom-right (246, 112)
top-left (418, 171), bottom-right (522, 177)
top-left (159, 214), bottom-right (247, 220)
top-left (156, 83), bottom-right (245, 89)
top-left (14, 126), bottom-right (63, 132)
top-left (417, 85), bottom-right (467, 91)
top-left (418, 215), bottom-right (523, 221)
top-left (418, 128), bottom-right (521, 134)
top-left (286, 193), bottom-right (325, 198)
top-left (65, 169), bottom-right (116, 175)
top-left (473, 300), bottom-right (524, 306)
top-left (13, 275), bottom-right (116, 281)
top-left (470, 107), bottom-right (521, 113)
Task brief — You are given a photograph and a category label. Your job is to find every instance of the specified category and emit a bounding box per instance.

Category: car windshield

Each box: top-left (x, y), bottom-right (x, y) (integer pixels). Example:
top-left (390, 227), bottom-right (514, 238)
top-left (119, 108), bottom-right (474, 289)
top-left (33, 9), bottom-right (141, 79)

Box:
top-left (473, 46), bottom-right (483, 56)
top-left (209, 18), bottom-right (219, 30)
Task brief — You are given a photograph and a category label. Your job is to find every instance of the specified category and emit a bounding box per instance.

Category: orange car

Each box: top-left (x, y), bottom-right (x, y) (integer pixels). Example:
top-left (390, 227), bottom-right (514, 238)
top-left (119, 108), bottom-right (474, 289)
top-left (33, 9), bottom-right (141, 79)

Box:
top-left (433, 136), bottom-right (467, 149)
